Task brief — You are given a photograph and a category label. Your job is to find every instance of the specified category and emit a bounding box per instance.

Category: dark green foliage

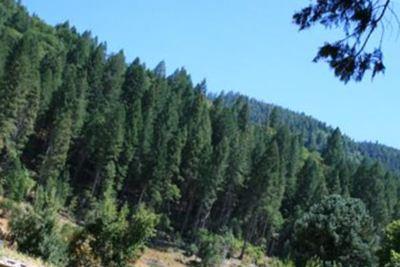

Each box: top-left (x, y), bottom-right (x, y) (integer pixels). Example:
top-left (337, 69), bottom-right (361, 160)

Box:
top-left (294, 195), bottom-right (378, 266)
top-left (3, 156), bottom-right (34, 201)
top-left (217, 91), bottom-right (400, 174)
top-left (378, 220), bottom-right (400, 266)
top-left (0, 31), bottom-right (40, 155)
top-left (72, 181), bottom-right (159, 267)
top-left (323, 128), bottom-right (346, 195)
top-left (352, 160), bottom-right (390, 225)
top-left (196, 229), bottom-right (228, 267)
top-left (293, 0), bottom-right (389, 82)
top-left (10, 191), bottom-right (68, 266)
top-left (0, 1), bottom-right (399, 265)
top-left (294, 156), bottom-right (327, 211)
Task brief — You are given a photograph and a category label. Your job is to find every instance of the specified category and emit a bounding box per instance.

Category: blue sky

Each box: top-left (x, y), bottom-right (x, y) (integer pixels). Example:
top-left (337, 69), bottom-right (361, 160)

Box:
top-left (22, 0), bottom-right (400, 148)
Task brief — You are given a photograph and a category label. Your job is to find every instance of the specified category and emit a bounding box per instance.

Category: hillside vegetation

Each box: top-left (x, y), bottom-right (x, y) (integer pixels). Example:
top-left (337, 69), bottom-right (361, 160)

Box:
top-left (1, 0), bottom-right (400, 266)
top-left (218, 91), bottom-right (400, 173)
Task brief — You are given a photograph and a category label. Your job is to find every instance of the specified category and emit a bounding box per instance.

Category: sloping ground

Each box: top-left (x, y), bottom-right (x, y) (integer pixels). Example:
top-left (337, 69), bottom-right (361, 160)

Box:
top-left (135, 248), bottom-right (197, 267)
top-left (0, 246), bottom-right (52, 267)
top-left (135, 247), bottom-right (260, 267)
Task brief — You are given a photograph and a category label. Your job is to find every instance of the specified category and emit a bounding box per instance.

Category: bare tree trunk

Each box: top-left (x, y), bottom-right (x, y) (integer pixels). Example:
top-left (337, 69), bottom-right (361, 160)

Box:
top-left (239, 212), bottom-right (258, 259)
top-left (137, 182), bottom-right (148, 204)
top-left (91, 168), bottom-right (101, 196)
top-left (181, 196), bottom-right (194, 235)
top-left (219, 185), bottom-right (235, 228)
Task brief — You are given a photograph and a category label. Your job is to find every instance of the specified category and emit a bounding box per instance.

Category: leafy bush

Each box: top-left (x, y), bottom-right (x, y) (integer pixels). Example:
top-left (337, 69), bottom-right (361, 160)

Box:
top-left (70, 182), bottom-right (159, 267)
top-left (3, 157), bottom-right (35, 201)
top-left (378, 220), bottom-right (400, 266)
top-left (68, 233), bottom-right (101, 267)
top-left (196, 229), bottom-right (227, 267)
top-left (269, 258), bottom-right (295, 267)
top-left (9, 206), bottom-right (68, 266)
top-left (294, 195), bottom-right (377, 267)
top-left (244, 243), bottom-right (268, 266)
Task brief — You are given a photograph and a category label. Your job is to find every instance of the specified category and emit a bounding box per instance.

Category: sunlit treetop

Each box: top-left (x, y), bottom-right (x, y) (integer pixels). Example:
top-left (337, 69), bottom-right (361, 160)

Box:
top-left (293, 0), bottom-right (397, 83)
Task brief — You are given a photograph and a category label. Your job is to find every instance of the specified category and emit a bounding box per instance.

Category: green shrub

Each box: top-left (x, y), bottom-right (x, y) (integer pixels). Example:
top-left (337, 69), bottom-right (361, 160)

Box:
top-left (68, 233), bottom-right (101, 267)
top-left (10, 206), bottom-right (68, 266)
top-left (196, 229), bottom-right (227, 267)
top-left (378, 220), bottom-right (400, 267)
top-left (71, 182), bottom-right (159, 267)
top-left (4, 157), bottom-right (35, 201)
top-left (244, 243), bottom-right (267, 266)
top-left (269, 258), bottom-right (295, 267)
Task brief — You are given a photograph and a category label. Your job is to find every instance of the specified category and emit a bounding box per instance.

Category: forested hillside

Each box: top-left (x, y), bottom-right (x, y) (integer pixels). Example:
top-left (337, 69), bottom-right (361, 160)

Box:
top-left (1, 1), bottom-right (400, 266)
top-left (217, 91), bottom-right (400, 173)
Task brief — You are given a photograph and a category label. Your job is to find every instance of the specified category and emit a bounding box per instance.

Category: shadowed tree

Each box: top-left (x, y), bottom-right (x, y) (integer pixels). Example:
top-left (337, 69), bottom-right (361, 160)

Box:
top-left (294, 195), bottom-right (378, 266)
top-left (294, 0), bottom-right (394, 82)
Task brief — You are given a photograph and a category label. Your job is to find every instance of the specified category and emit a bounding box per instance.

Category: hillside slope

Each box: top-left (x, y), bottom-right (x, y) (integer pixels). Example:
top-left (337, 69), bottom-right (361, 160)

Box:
top-left (0, 1), bottom-right (399, 266)
top-left (217, 91), bottom-right (400, 173)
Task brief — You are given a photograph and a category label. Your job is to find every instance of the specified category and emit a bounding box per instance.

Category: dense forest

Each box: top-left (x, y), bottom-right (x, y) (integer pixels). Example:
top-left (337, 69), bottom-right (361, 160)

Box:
top-left (1, 1), bottom-right (400, 266)
top-left (217, 91), bottom-right (400, 173)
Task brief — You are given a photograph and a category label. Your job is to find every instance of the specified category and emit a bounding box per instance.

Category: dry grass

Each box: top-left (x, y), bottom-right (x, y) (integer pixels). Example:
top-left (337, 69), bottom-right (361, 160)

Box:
top-left (135, 247), bottom-right (198, 267)
top-left (0, 246), bottom-right (53, 267)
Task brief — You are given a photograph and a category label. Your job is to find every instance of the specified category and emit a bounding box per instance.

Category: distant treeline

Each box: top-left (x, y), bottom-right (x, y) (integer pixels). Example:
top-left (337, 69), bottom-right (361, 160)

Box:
top-left (0, 1), bottom-right (399, 266)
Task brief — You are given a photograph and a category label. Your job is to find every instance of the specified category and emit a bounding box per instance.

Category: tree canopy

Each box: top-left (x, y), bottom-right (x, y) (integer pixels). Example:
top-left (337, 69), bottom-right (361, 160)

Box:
top-left (294, 0), bottom-right (395, 82)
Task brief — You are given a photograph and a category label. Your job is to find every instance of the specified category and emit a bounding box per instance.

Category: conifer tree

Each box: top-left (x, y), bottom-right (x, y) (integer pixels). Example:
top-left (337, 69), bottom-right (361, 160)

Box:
top-left (119, 59), bottom-right (147, 186)
top-left (240, 140), bottom-right (283, 257)
top-left (294, 156), bottom-right (327, 211)
top-left (281, 135), bottom-right (301, 216)
top-left (85, 52), bottom-right (126, 194)
top-left (144, 86), bottom-right (181, 208)
top-left (179, 86), bottom-right (212, 233)
top-left (352, 160), bottom-right (389, 225)
top-left (294, 195), bottom-right (377, 267)
top-left (218, 98), bottom-right (251, 228)
top-left (193, 99), bottom-right (232, 230)
top-left (0, 32), bottom-right (40, 156)
top-left (322, 128), bottom-right (346, 194)
top-left (39, 65), bottom-right (87, 184)
top-left (384, 172), bottom-right (399, 221)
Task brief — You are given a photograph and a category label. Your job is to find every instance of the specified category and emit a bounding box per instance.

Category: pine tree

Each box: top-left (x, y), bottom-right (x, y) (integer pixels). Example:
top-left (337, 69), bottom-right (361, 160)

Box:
top-left (352, 160), bottom-right (389, 225)
top-left (240, 140), bottom-right (283, 258)
top-left (384, 172), bottom-right (399, 221)
top-left (119, 59), bottom-right (147, 187)
top-left (179, 86), bottom-right (212, 233)
top-left (193, 99), bottom-right (232, 230)
top-left (217, 97), bottom-right (251, 229)
top-left (268, 107), bottom-right (281, 129)
top-left (322, 128), bottom-right (345, 194)
top-left (39, 65), bottom-right (87, 185)
top-left (85, 52), bottom-right (126, 195)
top-left (145, 86), bottom-right (181, 208)
top-left (281, 135), bottom-right (301, 217)
top-left (0, 32), bottom-right (40, 156)
top-left (294, 156), bottom-right (327, 211)
top-left (294, 195), bottom-right (377, 267)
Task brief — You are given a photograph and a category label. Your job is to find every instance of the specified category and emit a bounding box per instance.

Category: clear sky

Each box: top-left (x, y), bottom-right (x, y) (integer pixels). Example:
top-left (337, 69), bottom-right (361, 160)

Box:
top-left (22, 0), bottom-right (400, 148)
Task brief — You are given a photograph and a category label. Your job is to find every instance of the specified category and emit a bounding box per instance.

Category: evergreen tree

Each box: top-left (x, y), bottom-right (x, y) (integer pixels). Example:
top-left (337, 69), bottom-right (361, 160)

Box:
top-left (294, 195), bottom-right (377, 267)
top-left (217, 97), bottom-right (251, 229)
top-left (84, 52), bottom-right (126, 194)
top-left (193, 99), bottom-right (232, 230)
top-left (179, 85), bottom-right (212, 233)
top-left (322, 128), bottom-right (345, 194)
top-left (281, 135), bottom-right (301, 216)
top-left (352, 160), bottom-right (389, 225)
top-left (119, 59), bottom-right (147, 186)
top-left (0, 32), bottom-right (40, 156)
top-left (294, 156), bottom-right (327, 211)
top-left (72, 180), bottom-right (159, 267)
top-left (39, 66), bottom-right (79, 184)
top-left (240, 140), bottom-right (283, 257)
